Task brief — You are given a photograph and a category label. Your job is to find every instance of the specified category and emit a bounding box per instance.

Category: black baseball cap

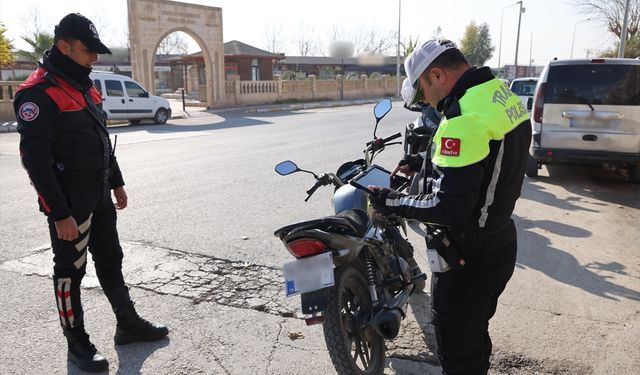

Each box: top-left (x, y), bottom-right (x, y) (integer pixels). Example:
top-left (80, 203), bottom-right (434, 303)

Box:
top-left (54, 13), bottom-right (111, 54)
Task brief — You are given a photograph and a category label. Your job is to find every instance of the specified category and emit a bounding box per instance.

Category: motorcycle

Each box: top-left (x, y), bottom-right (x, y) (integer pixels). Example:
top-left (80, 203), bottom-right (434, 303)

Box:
top-left (274, 98), bottom-right (427, 375)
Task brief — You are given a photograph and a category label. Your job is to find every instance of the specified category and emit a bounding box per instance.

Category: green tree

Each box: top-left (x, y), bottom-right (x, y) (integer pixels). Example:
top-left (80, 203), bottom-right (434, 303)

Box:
top-left (0, 23), bottom-right (14, 67)
top-left (599, 34), bottom-right (640, 58)
top-left (459, 21), bottom-right (494, 66)
top-left (403, 35), bottom-right (419, 57)
top-left (17, 31), bottom-right (53, 63)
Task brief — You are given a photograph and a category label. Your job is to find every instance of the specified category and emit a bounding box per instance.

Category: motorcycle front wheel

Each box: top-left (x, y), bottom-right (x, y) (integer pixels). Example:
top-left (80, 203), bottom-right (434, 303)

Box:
top-left (323, 266), bottom-right (385, 375)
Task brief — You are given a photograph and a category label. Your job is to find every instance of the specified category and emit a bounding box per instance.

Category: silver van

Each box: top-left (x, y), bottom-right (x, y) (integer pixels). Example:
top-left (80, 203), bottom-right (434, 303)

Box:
top-left (528, 58), bottom-right (640, 183)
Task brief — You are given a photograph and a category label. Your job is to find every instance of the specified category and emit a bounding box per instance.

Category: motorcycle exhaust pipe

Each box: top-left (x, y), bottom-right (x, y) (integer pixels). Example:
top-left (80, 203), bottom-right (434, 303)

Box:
top-left (371, 285), bottom-right (412, 340)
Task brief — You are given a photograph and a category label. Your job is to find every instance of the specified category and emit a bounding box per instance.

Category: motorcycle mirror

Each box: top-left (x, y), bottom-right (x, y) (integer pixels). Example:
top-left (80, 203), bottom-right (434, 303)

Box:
top-left (373, 98), bottom-right (392, 120)
top-left (275, 160), bottom-right (299, 176)
top-left (372, 98), bottom-right (392, 138)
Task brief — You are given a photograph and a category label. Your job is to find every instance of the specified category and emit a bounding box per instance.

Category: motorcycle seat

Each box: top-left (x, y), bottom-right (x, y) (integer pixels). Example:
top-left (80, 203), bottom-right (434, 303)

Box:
top-left (274, 209), bottom-right (369, 239)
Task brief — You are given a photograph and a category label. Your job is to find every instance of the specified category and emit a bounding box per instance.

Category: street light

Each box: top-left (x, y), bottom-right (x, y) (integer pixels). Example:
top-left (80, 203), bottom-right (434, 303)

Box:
top-left (396, 0), bottom-right (402, 97)
top-left (514, 1), bottom-right (525, 67)
top-left (497, 1), bottom-right (522, 78)
top-left (570, 18), bottom-right (591, 59)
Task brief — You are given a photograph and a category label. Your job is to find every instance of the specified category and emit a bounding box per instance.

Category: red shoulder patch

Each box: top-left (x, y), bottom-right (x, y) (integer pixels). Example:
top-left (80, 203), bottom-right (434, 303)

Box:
top-left (440, 138), bottom-right (461, 156)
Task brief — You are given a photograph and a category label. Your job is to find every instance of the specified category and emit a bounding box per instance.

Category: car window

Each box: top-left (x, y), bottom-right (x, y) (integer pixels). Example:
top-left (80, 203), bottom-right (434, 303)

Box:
top-left (105, 80), bottom-right (124, 97)
top-left (93, 79), bottom-right (102, 95)
top-left (545, 64), bottom-right (640, 106)
top-left (510, 80), bottom-right (537, 96)
top-left (124, 81), bottom-right (147, 97)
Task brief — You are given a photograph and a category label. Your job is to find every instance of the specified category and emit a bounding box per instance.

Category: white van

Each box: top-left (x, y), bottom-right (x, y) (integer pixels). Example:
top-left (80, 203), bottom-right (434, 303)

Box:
top-left (528, 58), bottom-right (640, 183)
top-left (509, 77), bottom-right (538, 110)
top-left (90, 71), bottom-right (172, 124)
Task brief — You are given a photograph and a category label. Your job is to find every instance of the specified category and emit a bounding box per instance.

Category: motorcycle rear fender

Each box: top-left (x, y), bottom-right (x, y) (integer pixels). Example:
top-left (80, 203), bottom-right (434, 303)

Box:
top-left (301, 288), bottom-right (330, 315)
top-left (283, 229), bottom-right (365, 263)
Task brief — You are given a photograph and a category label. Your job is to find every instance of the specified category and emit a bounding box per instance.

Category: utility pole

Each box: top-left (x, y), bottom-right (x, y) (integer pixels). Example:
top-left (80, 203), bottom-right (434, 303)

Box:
top-left (619, 0), bottom-right (631, 57)
top-left (514, 1), bottom-right (524, 68)
top-left (396, 0), bottom-right (402, 97)
top-left (529, 31), bottom-right (533, 67)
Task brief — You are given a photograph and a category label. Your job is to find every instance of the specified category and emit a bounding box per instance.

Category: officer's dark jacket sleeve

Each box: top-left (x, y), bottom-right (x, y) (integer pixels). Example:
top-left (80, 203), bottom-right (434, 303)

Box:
top-left (15, 89), bottom-right (71, 220)
top-left (385, 162), bottom-right (484, 228)
top-left (109, 161), bottom-right (124, 188)
top-left (95, 102), bottom-right (125, 188)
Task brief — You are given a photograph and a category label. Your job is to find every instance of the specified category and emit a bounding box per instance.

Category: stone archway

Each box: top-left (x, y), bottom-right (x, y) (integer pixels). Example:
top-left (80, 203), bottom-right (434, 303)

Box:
top-left (127, 0), bottom-right (224, 108)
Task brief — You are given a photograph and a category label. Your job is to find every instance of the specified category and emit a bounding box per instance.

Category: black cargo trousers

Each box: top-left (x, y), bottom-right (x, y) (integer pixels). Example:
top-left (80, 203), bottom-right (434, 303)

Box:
top-left (430, 220), bottom-right (518, 375)
top-left (48, 182), bottom-right (130, 329)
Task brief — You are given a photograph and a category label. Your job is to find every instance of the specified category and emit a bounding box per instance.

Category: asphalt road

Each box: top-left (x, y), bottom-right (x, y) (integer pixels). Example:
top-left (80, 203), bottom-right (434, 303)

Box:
top-left (0, 103), bottom-right (638, 374)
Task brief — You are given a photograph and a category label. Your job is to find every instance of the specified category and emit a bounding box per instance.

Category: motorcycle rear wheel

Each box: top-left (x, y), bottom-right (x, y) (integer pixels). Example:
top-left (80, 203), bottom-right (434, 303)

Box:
top-left (323, 266), bottom-right (385, 375)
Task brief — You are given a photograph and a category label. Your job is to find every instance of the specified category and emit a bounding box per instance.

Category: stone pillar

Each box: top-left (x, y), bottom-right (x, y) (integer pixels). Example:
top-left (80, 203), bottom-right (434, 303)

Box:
top-left (361, 74), bottom-right (368, 98)
top-left (275, 75), bottom-right (282, 101)
top-left (336, 74), bottom-right (343, 101)
top-left (309, 75), bottom-right (316, 100)
top-left (234, 76), bottom-right (241, 105)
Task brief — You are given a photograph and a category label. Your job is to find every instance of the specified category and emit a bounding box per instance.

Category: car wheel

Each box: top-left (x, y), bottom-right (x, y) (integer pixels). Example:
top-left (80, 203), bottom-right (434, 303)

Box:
top-left (153, 108), bottom-right (169, 124)
top-left (129, 119), bottom-right (141, 125)
top-left (628, 164), bottom-right (640, 184)
top-left (525, 155), bottom-right (539, 178)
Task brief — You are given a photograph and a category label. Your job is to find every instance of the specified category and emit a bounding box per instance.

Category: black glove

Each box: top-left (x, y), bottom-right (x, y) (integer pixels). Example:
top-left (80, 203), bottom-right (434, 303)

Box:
top-left (398, 154), bottom-right (424, 172)
top-left (369, 187), bottom-right (401, 216)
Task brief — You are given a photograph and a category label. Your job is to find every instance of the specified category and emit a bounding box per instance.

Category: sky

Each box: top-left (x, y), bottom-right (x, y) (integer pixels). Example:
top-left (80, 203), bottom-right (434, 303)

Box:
top-left (0, 0), bottom-right (619, 68)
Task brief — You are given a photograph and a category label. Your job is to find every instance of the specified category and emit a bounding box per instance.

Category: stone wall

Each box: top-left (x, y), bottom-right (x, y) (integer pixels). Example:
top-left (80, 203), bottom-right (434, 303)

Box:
top-left (0, 81), bottom-right (20, 121)
top-left (221, 75), bottom-right (398, 107)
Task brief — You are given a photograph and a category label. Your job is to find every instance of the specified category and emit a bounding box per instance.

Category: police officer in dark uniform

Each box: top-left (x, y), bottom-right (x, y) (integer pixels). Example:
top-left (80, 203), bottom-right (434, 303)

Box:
top-left (14, 13), bottom-right (168, 372)
top-left (369, 40), bottom-right (531, 374)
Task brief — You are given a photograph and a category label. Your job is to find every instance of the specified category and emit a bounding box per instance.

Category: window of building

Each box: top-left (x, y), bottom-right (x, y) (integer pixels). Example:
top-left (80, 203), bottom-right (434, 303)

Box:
top-left (251, 59), bottom-right (261, 81)
top-left (105, 80), bottom-right (124, 97)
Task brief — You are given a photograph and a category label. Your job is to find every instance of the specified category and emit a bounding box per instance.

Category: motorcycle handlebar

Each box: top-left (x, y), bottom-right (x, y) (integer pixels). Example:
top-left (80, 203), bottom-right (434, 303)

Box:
top-left (366, 132), bottom-right (402, 147)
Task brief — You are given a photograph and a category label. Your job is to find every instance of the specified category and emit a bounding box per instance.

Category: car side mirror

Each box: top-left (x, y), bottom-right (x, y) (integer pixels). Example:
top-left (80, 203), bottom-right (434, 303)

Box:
top-left (527, 97), bottom-right (533, 111)
top-left (140, 92), bottom-right (150, 98)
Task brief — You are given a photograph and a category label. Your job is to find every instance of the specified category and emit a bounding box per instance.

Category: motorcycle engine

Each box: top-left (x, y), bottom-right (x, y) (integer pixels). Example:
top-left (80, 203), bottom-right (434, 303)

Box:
top-left (387, 256), bottom-right (412, 293)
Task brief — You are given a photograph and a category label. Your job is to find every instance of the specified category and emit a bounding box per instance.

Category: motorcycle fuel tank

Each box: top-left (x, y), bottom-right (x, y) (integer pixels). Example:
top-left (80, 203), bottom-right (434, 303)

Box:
top-left (333, 184), bottom-right (368, 214)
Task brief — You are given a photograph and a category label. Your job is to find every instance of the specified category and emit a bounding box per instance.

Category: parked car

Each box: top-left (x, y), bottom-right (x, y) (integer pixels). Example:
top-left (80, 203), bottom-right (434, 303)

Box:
top-left (90, 71), bottom-right (171, 124)
top-left (510, 77), bottom-right (538, 110)
top-left (528, 58), bottom-right (640, 183)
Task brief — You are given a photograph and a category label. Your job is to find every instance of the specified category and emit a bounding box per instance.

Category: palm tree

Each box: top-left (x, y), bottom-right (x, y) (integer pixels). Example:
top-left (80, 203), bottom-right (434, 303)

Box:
top-left (17, 32), bottom-right (53, 63)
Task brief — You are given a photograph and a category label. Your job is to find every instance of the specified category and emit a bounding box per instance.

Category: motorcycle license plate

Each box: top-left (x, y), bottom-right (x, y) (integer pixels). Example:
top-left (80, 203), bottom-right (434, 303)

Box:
top-left (283, 252), bottom-right (334, 297)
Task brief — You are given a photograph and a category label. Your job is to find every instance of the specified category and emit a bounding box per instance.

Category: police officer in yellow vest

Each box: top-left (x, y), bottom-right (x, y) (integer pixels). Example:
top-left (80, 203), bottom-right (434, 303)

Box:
top-left (369, 40), bottom-right (531, 374)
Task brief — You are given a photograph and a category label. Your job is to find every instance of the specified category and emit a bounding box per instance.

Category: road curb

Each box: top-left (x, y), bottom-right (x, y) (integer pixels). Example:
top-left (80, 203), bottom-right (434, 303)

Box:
top-left (0, 121), bottom-right (18, 133)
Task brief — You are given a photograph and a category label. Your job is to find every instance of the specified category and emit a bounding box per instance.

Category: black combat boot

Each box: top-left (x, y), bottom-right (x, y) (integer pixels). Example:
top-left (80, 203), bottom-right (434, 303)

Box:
top-left (113, 302), bottom-right (169, 345)
top-left (63, 326), bottom-right (109, 372)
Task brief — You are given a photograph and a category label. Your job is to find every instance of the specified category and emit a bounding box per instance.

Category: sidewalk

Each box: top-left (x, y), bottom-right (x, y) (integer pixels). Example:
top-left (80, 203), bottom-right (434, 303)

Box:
top-left (0, 98), bottom-right (396, 133)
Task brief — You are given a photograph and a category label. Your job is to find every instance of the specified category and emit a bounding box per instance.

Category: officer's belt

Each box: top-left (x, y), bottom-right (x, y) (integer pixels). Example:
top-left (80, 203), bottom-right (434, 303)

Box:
top-left (56, 168), bottom-right (110, 186)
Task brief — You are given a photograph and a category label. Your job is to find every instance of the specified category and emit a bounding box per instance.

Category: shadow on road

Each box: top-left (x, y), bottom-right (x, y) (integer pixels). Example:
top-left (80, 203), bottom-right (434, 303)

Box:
top-left (514, 215), bottom-right (640, 302)
top-left (523, 164), bottom-right (640, 209)
top-left (107, 110), bottom-right (307, 136)
top-left (405, 289), bottom-right (439, 364)
top-left (113, 337), bottom-right (170, 375)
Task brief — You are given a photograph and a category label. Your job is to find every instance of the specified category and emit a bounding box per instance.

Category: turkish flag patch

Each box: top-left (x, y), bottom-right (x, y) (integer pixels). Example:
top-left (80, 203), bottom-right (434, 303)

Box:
top-left (440, 138), bottom-right (461, 156)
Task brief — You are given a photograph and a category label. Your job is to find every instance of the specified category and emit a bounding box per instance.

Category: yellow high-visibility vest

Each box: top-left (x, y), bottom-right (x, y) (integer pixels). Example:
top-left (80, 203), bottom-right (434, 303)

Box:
top-left (432, 78), bottom-right (530, 168)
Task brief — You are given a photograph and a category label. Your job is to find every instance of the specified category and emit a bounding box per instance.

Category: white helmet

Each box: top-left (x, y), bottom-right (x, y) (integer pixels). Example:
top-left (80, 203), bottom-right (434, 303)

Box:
top-left (404, 39), bottom-right (457, 86)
